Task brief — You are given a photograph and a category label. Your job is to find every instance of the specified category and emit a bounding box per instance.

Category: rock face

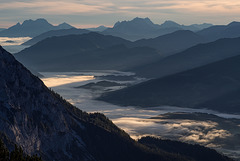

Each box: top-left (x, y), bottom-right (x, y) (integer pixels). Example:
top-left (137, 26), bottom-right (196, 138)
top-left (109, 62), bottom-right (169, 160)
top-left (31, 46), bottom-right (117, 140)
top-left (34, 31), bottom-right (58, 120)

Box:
top-left (0, 45), bottom-right (95, 160)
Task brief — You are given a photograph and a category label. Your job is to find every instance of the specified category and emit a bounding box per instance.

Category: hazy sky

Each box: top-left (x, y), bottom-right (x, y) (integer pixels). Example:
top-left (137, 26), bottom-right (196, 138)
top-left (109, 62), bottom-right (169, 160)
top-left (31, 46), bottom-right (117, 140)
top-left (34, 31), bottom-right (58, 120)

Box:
top-left (1, 0), bottom-right (240, 28)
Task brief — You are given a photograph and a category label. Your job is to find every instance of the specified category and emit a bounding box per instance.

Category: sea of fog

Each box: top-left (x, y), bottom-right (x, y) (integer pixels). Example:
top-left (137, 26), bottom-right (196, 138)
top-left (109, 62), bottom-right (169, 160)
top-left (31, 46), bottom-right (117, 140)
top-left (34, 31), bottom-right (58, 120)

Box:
top-left (40, 71), bottom-right (240, 160)
top-left (0, 37), bottom-right (31, 53)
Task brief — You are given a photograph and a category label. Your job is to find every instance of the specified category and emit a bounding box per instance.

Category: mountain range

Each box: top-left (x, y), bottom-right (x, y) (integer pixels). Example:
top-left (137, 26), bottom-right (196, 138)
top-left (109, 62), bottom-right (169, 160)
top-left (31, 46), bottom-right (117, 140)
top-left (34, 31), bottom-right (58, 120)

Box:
top-left (99, 40), bottom-right (240, 113)
top-left (0, 19), bottom-right (74, 37)
top-left (87, 25), bottom-right (108, 32)
top-left (1, 45), bottom-right (234, 161)
top-left (198, 21), bottom-right (240, 42)
top-left (132, 30), bottom-right (204, 55)
top-left (102, 17), bottom-right (212, 41)
top-left (22, 28), bottom-right (90, 46)
top-left (15, 32), bottom-right (162, 72)
top-left (129, 37), bottom-right (240, 78)
top-left (15, 30), bottom-right (208, 72)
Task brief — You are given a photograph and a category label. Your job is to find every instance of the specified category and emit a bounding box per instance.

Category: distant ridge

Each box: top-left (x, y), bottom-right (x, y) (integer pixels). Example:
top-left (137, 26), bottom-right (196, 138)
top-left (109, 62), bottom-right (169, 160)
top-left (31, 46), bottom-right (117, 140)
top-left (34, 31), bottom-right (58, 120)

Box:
top-left (198, 21), bottom-right (240, 42)
top-left (102, 17), bottom-right (212, 41)
top-left (129, 37), bottom-right (240, 78)
top-left (99, 48), bottom-right (240, 113)
top-left (23, 28), bottom-right (90, 46)
top-left (15, 32), bottom-right (161, 72)
top-left (87, 25), bottom-right (108, 32)
top-left (0, 18), bottom-right (74, 37)
top-left (133, 30), bottom-right (204, 55)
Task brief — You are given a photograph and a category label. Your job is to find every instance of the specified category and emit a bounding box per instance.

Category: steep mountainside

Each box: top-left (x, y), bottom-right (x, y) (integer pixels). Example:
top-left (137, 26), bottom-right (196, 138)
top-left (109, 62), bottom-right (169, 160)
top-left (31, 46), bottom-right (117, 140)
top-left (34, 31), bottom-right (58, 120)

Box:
top-left (198, 21), bottom-right (240, 42)
top-left (99, 52), bottom-right (240, 113)
top-left (23, 28), bottom-right (90, 46)
top-left (0, 19), bottom-right (74, 37)
top-left (130, 37), bottom-right (240, 78)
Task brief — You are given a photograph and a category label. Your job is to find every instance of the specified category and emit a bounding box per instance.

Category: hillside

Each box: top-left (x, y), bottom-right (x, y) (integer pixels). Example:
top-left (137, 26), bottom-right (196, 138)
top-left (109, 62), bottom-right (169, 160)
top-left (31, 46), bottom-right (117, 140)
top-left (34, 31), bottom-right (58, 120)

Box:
top-left (130, 37), bottom-right (240, 78)
top-left (133, 30), bottom-right (204, 55)
top-left (198, 21), bottom-right (240, 42)
top-left (15, 32), bottom-right (161, 72)
top-left (99, 52), bottom-right (240, 113)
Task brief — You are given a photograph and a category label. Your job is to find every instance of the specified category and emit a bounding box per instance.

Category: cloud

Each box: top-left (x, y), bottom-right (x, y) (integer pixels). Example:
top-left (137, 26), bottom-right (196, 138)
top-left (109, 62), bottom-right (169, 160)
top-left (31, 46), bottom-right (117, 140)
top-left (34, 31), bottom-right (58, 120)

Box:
top-left (1, 0), bottom-right (240, 28)
top-left (0, 1), bottom-right (114, 15)
top-left (41, 74), bottom-right (95, 87)
top-left (1, 0), bottom-right (240, 16)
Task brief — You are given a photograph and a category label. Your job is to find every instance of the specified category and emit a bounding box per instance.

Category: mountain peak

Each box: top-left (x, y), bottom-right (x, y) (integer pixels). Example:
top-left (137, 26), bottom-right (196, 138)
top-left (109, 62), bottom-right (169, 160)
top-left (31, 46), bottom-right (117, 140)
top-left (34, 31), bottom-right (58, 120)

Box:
top-left (57, 22), bottom-right (74, 29)
top-left (22, 18), bottom-right (51, 26)
top-left (132, 17), bottom-right (154, 25)
top-left (227, 21), bottom-right (240, 27)
top-left (161, 20), bottom-right (180, 28)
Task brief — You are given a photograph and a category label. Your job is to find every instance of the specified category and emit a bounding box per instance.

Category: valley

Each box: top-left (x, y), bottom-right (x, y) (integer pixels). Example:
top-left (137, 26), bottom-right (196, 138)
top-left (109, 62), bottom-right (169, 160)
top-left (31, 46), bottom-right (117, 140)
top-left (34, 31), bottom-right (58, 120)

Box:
top-left (1, 16), bottom-right (240, 161)
top-left (40, 71), bottom-right (240, 160)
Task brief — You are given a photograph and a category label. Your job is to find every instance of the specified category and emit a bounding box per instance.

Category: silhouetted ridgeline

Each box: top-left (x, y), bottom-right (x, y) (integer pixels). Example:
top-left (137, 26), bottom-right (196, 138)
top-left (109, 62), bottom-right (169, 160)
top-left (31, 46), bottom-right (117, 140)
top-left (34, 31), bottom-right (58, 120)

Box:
top-left (129, 37), bottom-right (240, 78)
top-left (99, 47), bottom-right (240, 113)
top-left (139, 137), bottom-right (233, 161)
top-left (0, 18), bottom-right (74, 37)
top-left (102, 17), bottom-right (212, 41)
top-left (22, 28), bottom-right (90, 46)
top-left (15, 32), bottom-right (161, 72)
top-left (198, 21), bottom-right (240, 42)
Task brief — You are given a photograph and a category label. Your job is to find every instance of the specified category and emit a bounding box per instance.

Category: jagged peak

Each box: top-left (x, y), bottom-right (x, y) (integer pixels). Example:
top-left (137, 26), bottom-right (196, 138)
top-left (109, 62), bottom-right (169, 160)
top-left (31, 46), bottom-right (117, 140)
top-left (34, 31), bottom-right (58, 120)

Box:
top-left (21, 18), bottom-right (51, 26)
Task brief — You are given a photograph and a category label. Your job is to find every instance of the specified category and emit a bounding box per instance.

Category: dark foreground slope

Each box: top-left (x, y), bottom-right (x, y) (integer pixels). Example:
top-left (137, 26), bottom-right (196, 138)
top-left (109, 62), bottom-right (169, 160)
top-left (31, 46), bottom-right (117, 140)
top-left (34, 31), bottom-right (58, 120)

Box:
top-left (99, 53), bottom-right (240, 113)
top-left (0, 139), bottom-right (42, 161)
top-left (139, 136), bottom-right (232, 161)
top-left (130, 37), bottom-right (240, 78)
top-left (2, 45), bottom-right (227, 161)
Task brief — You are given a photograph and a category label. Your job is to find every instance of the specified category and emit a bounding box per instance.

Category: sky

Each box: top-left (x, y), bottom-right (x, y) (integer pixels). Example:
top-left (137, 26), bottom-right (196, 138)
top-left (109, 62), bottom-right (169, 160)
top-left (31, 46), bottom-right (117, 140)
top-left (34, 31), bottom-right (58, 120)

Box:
top-left (1, 0), bottom-right (240, 28)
